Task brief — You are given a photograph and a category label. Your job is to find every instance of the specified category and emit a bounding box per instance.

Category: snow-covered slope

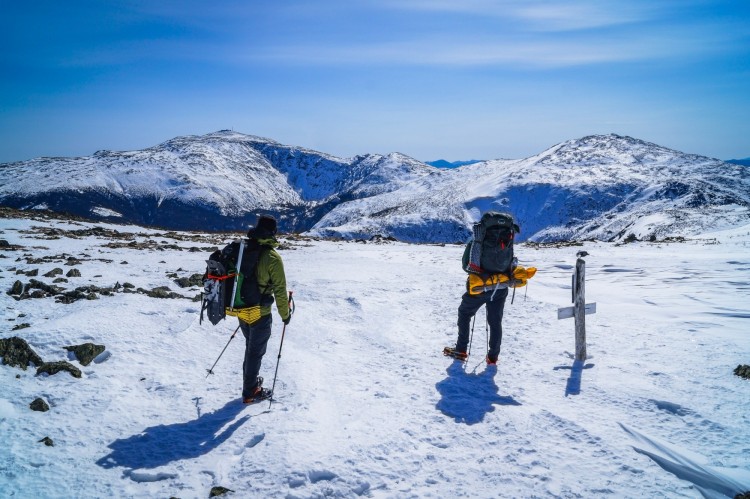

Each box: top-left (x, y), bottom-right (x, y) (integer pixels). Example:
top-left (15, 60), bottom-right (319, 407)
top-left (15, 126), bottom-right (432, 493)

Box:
top-left (1, 212), bottom-right (749, 497)
top-left (311, 135), bottom-right (750, 242)
top-left (1, 132), bottom-right (748, 242)
top-left (0, 131), bottom-right (433, 232)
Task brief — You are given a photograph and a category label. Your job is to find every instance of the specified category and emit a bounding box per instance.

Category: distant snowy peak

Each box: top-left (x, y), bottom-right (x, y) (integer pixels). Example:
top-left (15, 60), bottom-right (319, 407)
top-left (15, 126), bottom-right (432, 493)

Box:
top-left (529, 134), bottom-right (705, 167)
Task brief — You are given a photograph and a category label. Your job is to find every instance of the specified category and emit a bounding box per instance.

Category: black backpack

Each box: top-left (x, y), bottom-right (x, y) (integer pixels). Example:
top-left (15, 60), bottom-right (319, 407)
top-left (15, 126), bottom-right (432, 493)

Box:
top-left (463, 212), bottom-right (520, 275)
top-left (200, 238), bottom-right (265, 325)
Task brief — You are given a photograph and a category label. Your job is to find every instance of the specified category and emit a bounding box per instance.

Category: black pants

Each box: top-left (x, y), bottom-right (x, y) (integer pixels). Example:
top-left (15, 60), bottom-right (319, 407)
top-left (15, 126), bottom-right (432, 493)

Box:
top-left (456, 288), bottom-right (509, 359)
top-left (239, 314), bottom-right (272, 398)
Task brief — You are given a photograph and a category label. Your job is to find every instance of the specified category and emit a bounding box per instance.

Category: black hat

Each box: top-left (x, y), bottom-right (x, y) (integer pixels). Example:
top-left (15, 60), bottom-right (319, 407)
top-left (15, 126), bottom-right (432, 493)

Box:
top-left (249, 215), bottom-right (277, 239)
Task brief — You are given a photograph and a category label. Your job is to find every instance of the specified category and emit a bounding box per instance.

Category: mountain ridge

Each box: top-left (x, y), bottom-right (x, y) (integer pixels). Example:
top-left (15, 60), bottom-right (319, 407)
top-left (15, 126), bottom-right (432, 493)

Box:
top-left (1, 131), bottom-right (748, 242)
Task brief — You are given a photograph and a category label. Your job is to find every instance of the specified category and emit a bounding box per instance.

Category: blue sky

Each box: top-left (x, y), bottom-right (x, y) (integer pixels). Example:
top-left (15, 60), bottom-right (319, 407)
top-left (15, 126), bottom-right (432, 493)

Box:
top-left (1, 0), bottom-right (749, 163)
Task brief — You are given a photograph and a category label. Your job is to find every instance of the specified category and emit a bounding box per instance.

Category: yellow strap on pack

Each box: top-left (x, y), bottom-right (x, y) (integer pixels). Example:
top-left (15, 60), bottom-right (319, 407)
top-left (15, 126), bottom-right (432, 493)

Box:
top-left (225, 306), bottom-right (262, 325)
top-left (467, 266), bottom-right (537, 295)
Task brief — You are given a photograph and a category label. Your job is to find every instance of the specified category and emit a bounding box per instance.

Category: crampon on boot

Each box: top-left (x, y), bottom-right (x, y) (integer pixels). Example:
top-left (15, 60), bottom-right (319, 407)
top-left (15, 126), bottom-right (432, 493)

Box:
top-left (443, 347), bottom-right (468, 361)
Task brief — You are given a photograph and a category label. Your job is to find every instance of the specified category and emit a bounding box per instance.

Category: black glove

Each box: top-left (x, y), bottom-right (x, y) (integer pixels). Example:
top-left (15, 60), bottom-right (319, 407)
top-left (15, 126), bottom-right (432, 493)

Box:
top-left (283, 314), bottom-right (291, 325)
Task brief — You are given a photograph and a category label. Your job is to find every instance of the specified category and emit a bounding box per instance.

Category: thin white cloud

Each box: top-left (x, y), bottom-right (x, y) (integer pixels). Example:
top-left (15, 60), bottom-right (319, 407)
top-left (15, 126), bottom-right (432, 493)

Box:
top-left (241, 27), bottom-right (733, 69)
top-left (377, 0), bottom-right (658, 31)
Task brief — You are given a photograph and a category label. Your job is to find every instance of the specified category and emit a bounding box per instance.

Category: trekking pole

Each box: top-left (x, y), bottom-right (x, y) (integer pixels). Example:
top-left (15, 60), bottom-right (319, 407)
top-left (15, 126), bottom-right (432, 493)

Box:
top-left (466, 313), bottom-right (476, 360)
top-left (269, 291), bottom-right (295, 408)
top-left (206, 324), bottom-right (241, 378)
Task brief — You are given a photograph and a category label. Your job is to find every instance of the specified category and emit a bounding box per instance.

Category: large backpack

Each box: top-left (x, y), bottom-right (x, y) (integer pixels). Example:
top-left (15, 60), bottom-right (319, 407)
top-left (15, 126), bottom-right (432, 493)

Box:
top-left (463, 212), bottom-right (520, 275)
top-left (200, 238), bottom-right (265, 325)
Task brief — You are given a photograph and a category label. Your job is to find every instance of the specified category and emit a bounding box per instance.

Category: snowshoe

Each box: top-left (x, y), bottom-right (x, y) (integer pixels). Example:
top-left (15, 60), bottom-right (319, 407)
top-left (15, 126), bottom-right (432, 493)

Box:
top-left (443, 347), bottom-right (468, 361)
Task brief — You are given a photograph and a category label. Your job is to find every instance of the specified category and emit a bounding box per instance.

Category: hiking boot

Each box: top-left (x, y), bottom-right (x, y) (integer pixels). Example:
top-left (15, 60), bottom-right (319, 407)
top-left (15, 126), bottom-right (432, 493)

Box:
top-left (443, 347), bottom-right (468, 361)
top-left (243, 386), bottom-right (272, 404)
top-left (486, 354), bottom-right (498, 365)
top-left (242, 377), bottom-right (264, 403)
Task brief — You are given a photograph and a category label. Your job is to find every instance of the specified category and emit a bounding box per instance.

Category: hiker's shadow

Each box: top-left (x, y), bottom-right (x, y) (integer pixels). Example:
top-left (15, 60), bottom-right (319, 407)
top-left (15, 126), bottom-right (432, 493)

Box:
top-left (436, 361), bottom-right (521, 425)
top-left (97, 399), bottom-right (249, 470)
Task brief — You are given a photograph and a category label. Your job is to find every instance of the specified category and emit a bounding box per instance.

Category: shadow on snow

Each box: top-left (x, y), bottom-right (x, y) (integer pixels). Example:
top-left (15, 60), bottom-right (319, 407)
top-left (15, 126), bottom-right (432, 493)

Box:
top-left (554, 360), bottom-right (595, 396)
top-left (435, 361), bottom-right (521, 425)
top-left (96, 399), bottom-right (250, 470)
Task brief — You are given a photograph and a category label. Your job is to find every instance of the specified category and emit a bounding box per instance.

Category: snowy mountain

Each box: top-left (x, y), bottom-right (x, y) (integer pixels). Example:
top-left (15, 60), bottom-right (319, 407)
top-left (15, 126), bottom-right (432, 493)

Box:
top-left (1, 132), bottom-right (748, 242)
top-left (311, 135), bottom-right (750, 242)
top-left (0, 131), bottom-right (433, 233)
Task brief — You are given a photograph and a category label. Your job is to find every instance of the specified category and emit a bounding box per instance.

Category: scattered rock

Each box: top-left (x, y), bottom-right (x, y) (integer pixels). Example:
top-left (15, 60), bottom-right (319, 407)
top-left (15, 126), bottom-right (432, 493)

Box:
top-left (138, 286), bottom-right (187, 299)
top-left (36, 361), bottom-right (82, 378)
top-left (209, 486), bottom-right (234, 497)
top-left (66, 268), bottom-right (81, 277)
top-left (123, 282), bottom-right (135, 289)
top-left (8, 280), bottom-right (24, 295)
top-left (120, 261), bottom-right (128, 264)
top-left (0, 337), bottom-right (44, 369)
top-left (11, 323), bottom-right (30, 331)
top-left (174, 273), bottom-right (204, 288)
top-left (64, 343), bottom-right (105, 366)
top-left (53, 277), bottom-right (68, 283)
top-left (734, 364), bottom-right (750, 380)
top-left (43, 268), bottom-right (64, 277)
top-left (64, 257), bottom-right (81, 266)
top-left (0, 239), bottom-right (9, 247)
top-left (735, 492), bottom-right (750, 499)
top-left (39, 436), bottom-right (54, 446)
top-left (16, 374), bottom-right (21, 379)
top-left (30, 398), bottom-right (50, 412)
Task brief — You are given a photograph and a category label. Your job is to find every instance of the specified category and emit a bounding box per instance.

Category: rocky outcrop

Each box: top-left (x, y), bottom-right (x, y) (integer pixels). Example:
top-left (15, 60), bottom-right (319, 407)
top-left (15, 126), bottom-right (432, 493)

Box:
top-left (30, 398), bottom-right (50, 412)
top-left (64, 343), bottom-right (106, 366)
top-left (734, 364), bottom-right (750, 380)
top-left (36, 361), bottom-right (82, 379)
top-left (39, 437), bottom-right (54, 446)
top-left (0, 337), bottom-right (44, 369)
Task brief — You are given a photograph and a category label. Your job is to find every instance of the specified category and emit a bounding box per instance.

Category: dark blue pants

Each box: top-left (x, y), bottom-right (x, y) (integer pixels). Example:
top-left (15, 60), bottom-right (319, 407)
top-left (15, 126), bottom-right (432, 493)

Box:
top-left (239, 314), bottom-right (272, 398)
top-left (456, 288), bottom-right (508, 359)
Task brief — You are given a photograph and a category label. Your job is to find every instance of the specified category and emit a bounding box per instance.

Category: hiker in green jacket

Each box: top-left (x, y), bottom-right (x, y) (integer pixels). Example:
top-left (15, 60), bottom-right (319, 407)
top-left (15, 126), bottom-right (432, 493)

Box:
top-left (239, 215), bottom-right (291, 403)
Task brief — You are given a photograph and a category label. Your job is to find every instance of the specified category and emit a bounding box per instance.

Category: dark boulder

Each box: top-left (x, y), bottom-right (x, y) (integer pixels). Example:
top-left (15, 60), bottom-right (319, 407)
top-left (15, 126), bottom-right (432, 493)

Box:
top-left (30, 398), bottom-right (50, 412)
top-left (174, 273), bottom-right (204, 288)
top-left (43, 268), bottom-right (64, 277)
top-left (8, 280), bottom-right (24, 295)
top-left (37, 361), bottom-right (82, 378)
top-left (64, 343), bottom-right (106, 366)
top-left (210, 487), bottom-right (234, 497)
top-left (66, 268), bottom-right (82, 277)
top-left (0, 337), bottom-right (44, 369)
top-left (734, 364), bottom-right (750, 380)
top-left (39, 436), bottom-right (54, 446)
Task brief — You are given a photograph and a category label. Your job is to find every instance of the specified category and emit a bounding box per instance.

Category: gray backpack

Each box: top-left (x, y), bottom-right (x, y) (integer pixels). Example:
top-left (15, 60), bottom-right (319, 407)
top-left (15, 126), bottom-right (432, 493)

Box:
top-left (463, 212), bottom-right (520, 275)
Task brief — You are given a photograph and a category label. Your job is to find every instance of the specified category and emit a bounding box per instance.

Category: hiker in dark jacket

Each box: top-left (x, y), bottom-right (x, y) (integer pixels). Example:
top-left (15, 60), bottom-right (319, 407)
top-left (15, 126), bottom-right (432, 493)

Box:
top-left (455, 247), bottom-right (509, 366)
top-left (445, 212), bottom-right (521, 366)
top-left (239, 215), bottom-right (291, 403)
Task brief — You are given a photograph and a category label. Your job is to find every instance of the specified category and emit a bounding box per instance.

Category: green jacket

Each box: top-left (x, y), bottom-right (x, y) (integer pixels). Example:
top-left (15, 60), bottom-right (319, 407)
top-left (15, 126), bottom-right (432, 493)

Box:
top-left (256, 237), bottom-right (290, 320)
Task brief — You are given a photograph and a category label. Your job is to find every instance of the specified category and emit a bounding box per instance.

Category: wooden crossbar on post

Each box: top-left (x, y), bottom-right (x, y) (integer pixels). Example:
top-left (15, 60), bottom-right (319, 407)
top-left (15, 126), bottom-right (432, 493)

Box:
top-left (557, 256), bottom-right (596, 361)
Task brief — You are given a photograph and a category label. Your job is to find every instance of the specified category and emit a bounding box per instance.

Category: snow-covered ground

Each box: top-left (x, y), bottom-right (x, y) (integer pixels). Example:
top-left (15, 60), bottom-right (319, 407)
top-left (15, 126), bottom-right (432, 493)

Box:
top-left (1, 215), bottom-right (749, 498)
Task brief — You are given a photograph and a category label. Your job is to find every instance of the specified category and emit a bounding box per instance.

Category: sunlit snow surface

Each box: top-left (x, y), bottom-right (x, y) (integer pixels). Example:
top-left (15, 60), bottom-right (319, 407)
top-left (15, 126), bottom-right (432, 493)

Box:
top-left (1, 215), bottom-right (749, 498)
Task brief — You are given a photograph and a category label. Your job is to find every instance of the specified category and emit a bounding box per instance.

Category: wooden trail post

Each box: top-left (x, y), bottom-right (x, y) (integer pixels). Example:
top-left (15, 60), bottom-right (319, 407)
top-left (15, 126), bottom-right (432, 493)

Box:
top-left (557, 255), bottom-right (596, 361)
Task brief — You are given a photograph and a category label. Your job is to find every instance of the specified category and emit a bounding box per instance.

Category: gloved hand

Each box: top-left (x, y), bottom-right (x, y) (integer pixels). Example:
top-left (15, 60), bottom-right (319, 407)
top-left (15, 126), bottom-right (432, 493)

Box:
top-left (283, 314), bottom-right (292, 325)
